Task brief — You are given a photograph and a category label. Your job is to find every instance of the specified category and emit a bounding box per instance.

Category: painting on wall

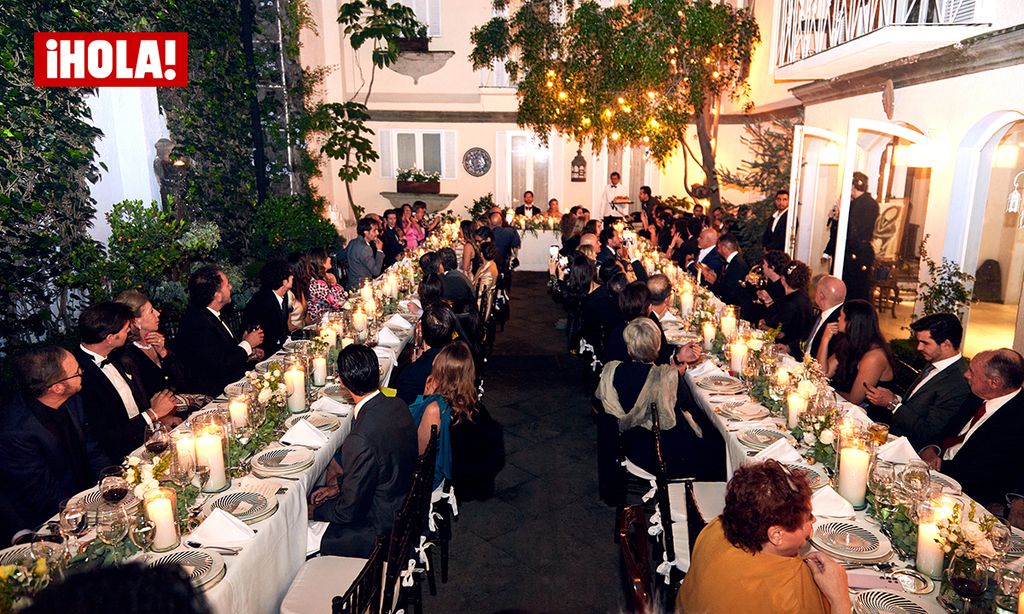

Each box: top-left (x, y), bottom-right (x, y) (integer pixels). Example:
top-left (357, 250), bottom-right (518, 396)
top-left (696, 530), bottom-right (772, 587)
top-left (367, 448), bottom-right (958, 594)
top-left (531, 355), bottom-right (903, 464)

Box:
top-left (872, 198), bottom-right (911, 261)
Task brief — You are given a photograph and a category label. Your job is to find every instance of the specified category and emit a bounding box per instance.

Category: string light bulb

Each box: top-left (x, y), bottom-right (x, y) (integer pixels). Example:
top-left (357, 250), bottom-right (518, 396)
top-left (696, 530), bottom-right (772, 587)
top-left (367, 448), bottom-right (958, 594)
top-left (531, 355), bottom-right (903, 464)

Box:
top-left (546, 81), bottom-right (554, 88)
top-left (546, 69), bottom-right (556, 77)
top-left (611, 131), bottom-right (620, 141)
top-left (558, 91), bottom-right (568, 100)
top-left (581, 117), bottom-right (591, 127)
top-left (578, 97), bottom-right (586, 104)
top-left (603, 109), bottom-right (613, 119)
top-left (712, 70), bottom-right (720, 79)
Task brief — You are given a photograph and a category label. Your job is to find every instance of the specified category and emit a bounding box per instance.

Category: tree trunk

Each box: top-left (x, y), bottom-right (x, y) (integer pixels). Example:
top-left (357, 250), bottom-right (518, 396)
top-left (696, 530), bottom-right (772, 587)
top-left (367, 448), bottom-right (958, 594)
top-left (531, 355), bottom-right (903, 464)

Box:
top-left (240, 0), bottom-right (268, 206)
top-left (693, 106), bottom-right (722, 212)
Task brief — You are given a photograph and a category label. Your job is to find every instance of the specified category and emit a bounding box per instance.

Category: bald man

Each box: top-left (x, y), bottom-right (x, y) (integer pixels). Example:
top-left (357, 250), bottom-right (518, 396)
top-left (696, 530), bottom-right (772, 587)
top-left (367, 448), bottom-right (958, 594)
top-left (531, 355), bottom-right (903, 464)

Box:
top-left (805, 275), bottom-right (846, 360)
top-left (686, 227), bottom-right (723, 287)
top-left (579, 233), bottom-right (599, 253)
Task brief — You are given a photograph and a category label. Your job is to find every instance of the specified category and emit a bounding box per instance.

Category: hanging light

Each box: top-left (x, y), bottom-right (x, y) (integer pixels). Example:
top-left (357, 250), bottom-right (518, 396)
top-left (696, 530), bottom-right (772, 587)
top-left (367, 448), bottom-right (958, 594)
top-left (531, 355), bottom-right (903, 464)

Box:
top-left (1008, 171), bottom-right (1024, 214)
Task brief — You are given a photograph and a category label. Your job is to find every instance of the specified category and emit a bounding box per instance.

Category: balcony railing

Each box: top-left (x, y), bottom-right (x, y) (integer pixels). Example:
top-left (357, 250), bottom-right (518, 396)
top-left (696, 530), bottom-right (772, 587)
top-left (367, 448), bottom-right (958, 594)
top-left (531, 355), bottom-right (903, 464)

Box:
top-left (775, 0), bottom-right (978, 68)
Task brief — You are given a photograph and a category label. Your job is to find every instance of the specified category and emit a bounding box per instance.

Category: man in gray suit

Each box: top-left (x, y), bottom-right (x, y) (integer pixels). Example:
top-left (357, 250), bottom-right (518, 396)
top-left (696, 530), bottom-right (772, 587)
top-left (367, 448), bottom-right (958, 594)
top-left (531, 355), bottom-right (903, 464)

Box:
top-left (345, 216), bottom-right (384, 290)
top-left (309, 345), bottom-right (417, 557)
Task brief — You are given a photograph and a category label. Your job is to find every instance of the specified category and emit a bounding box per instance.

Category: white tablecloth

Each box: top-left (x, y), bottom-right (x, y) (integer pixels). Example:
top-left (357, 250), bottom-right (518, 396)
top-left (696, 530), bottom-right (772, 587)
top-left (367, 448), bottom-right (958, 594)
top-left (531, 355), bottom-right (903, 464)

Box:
top-left (516, 229), bottom-right (562, 272)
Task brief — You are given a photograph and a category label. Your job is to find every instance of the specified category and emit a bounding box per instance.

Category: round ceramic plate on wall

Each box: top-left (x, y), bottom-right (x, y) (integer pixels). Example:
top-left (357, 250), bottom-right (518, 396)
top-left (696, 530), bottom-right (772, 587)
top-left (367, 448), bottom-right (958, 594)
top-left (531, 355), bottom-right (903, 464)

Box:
top-left (462, 147), bottom-right (491, 177)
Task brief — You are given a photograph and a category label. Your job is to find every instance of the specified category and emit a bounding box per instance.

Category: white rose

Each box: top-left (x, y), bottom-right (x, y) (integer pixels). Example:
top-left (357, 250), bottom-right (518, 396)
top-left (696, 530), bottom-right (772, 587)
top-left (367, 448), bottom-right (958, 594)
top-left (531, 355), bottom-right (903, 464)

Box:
top-left (133, 483), bottom-right (149, 499)
top-left (747, 339), bottom-right (764, 351)
top-left (273, 369), bottom-right (282, 377)
top-left (803, 432), bottom-right (817, 446)
top-left (961, 521), bottom-right (985, 544)
top-left (127, 456), bottom-right (141, 467)
top-left (140, 465), bottom-right (154, 483)
top-left (278, 383), bottom-right (286, 391)
top-left (819, 430), bottom-right (834, 446)
top-left (125, 467), bottom-right (137, 484)
top-left (975, 538), bottom-right (996, 559)
top-left (258, 387), bottom-right (272, 404)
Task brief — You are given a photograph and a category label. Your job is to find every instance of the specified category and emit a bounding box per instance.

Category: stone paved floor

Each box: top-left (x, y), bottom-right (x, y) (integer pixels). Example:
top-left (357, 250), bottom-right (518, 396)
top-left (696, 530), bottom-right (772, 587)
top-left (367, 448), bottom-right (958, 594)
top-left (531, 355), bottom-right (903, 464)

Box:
top-left (426, 272), bottom-right (623, 613)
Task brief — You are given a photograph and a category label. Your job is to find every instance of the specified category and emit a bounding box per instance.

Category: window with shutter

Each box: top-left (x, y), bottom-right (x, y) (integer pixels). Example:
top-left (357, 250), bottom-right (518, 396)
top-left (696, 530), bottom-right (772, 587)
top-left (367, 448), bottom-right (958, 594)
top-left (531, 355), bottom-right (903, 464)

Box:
top-left (379, 129), bottom-right (394, 178)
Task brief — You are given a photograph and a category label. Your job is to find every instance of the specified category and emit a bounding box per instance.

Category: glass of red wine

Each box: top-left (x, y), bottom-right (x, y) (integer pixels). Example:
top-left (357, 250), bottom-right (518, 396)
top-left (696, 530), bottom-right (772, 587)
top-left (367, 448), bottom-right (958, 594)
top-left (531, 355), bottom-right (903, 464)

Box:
top-left (144, 422), bottom-right (171, 456)
top-left (97, 466), bottom-right (130, 505)
top-left (947, 553), bottom-right (989, 613)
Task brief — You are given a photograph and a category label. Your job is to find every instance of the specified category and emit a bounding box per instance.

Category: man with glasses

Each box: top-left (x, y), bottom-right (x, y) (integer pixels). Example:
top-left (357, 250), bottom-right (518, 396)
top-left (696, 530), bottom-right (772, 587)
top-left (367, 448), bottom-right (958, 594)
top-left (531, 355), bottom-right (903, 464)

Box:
top-left (0, 347), bottom-right (111, 545)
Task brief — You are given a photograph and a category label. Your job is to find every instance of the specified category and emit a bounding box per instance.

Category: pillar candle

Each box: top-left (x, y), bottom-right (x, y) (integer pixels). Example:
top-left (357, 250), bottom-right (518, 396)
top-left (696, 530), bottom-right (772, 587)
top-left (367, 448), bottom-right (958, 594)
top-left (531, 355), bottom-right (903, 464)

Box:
top-left (915, 521), bottom-right (944, 579)
top-left (145, 493), bottom-right (178, 551)
top-left (284, 366), bottom-right (306, 412)
top-left (360, 283), bottom-right (373, 304)
top-left (729, 341), bottom-right (748, 374)
top-left (836, 446), bottom-right (871, 509)
top-left (365, 296), bottom-right (377, 317)
top-left (228, 396), bottom-right (248, 429)
top-left (702, 322), bottom-right (716, 351)
top-left (776, 367), bottom-right (791, 388)
top-left (312, 356), bottom-right (327, 386)
top-left (720, 313), bottom-right (737, 341)
top-left (352, 309), bottom-right (367, 333)
top-left (320, 326), bottom-right (337, 348)
top-left (787, 390), bottom-right (807, 429)
top-left (680, 291), bottom-right (694, 316)
top-left (195, 431), bottom-right (227, 492)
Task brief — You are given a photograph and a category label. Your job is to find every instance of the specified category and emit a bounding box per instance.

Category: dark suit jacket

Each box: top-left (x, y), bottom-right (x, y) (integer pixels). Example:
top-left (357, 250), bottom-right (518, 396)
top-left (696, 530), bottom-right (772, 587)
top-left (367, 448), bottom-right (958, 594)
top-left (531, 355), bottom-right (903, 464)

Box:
top-left (113, 343), bottom-right (186, 399)
top-left (242, 287), bottom-right (290, 355)
top-left (74, 346), bottom-right (152, 459)
top-left (805, 305), bottom-right (842, 363)
top-left (762, 210), bottom-right (788, 251)
top-left (515, 205), bottom-right (542, 217)
top-left (396, 347), bottom-right (442, 404)
top-left (711, 253), bottom-right (750, 313)
top-left (686, 248), bottom-right (724, 288)
top-left (346, 237), bottom-right (384, 291)
top-left (870, 358), bottom-right (971, 449)
top-left (314, 393), bottom-right (417, 557)
top-left (931, 390), bottom-right (1024, 506)
top-left (442, 270), bottom-right (475, 314)
top-left (0, 393), bottom-right (110, 542)
top-left (174, 306), bottom-right (250, 396)
top-left (648, 312), bottom-right (673, 365)
top-left (381, 225), bottom-right (404, 268)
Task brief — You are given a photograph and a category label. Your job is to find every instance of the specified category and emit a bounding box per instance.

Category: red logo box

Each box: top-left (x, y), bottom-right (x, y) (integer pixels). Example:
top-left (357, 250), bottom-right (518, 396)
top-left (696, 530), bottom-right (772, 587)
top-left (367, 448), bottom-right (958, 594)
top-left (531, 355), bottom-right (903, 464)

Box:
top-left (34, 32), bottom-right (188, 87)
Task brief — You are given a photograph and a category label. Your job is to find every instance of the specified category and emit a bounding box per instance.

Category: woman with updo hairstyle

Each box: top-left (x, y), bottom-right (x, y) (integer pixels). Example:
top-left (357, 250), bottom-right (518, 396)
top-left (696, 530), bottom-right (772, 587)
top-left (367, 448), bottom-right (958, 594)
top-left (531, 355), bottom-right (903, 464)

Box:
top-left (114, 289), bottom-right (187, 397)
top-left (677, 460), bottom-right (850, 613)
top-left (761, 259), bottom-right (815, 359)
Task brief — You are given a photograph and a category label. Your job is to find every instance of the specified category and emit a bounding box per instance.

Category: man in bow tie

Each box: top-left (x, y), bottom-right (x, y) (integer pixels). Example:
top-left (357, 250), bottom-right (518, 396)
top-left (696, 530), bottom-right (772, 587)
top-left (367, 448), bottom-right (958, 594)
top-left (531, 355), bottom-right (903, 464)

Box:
top-left (243, 259), bottom-right (293, 356)
top-left (74, 302), bottom-right (178, 458)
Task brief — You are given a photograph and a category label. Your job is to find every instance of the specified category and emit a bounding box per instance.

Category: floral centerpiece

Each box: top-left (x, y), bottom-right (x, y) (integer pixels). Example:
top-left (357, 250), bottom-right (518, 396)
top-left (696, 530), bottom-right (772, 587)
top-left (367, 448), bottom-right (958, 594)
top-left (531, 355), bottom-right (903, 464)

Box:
top-left (936, 501), bottom-right (998, 561)
top-left (791, 407), bottom-right (838, 467)
top-left (247, 362), bottom-right (287, 408)
top-left (1, 556), bottom-right (51, 612)
top-left (124, 453), bottom-right (170, 499)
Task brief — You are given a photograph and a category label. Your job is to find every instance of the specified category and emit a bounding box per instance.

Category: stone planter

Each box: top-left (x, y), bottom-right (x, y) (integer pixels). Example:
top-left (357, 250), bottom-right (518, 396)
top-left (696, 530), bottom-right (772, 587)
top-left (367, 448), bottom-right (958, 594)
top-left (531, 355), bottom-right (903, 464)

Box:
top-left (397, 180), bottom-right (440, 194)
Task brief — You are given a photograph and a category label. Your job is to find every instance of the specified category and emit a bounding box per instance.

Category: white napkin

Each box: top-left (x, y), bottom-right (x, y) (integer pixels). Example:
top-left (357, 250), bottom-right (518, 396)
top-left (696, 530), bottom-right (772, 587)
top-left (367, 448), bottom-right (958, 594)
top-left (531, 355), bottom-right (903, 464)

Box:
top-left (661, 310), bottom-right (680, 323)
top-left (709, 394), bottom-right (750, 404)
top-left (753, 438), bottom-right (802, 462)
top-left (386, 314), bottom-right (413, 331)
top-left (688, 361), bottom-right (718, 378)
top-left (307, 521), bottom-right (330, 556)
top-left (189, 508), bottom-right (256, 547)
top-left (373, 346), bottom-right (396, 367)
top-left (280, 419), bottom-right (329, 449)
top-left (399, 298), bottom-right (422, 314)
top-left (377, 327), bottom-right (402, 348)
top-left (238, 476), bottom-right (279, 499)
top-left (726, 418), bottom-right (778, 432)
top-left (811, 486), bottom-right (856, 518)
top-left (876, 436), bottom-right (920, 464)
top-left (310, 395), bottom-right (350, 416)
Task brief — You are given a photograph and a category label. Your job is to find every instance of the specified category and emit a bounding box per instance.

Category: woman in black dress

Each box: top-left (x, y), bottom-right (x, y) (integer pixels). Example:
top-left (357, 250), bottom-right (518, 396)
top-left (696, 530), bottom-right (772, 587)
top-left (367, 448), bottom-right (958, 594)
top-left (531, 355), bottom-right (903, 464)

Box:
top-left (816, 299), bottom-right (895, 406)
top-left (113, 290), bottom-right (187, 397)
top-left (760, 260), bottom-right (814, 360)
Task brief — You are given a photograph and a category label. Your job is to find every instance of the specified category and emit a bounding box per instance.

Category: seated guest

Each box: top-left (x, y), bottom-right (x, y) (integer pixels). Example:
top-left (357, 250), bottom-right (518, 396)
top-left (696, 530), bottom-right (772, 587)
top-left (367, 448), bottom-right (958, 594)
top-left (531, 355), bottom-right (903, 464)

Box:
top-left (306, 248), bottom-right (347, 322)
top-left (761, 261), bottom-right (814, 360)
top-left (817, 300), bottom-right (895, 406)
top-left (114, 290), bottom-right (187, 398)
top-left (404, 210), bottom-right (426, 250)
top-left (664, 218), bottom-right (691, 265)
top-left (564, 255), bottom-right (599, 351)
top-left (0, 347), bottom-right (111, 544)
top-left (864, 313), bottom-right (971, 448)
top-left (242, 259), bottom-right (293, 356)
top-left (418, 273), bottom-right (445, 309)
top-left (381, 208), bottom-right (405, 268)
top-left (488, 211), bottom-right (521, 271)
top-left (686, 227), bottom-right (723, 286)
top-left (582, 268), bottom-right (625, 360)
top-left (744, 250), bottom-right (790, 325)
top-left (596, 227), bottom-right (647, 282)
top-left (604, 282), bottom-right (651, 364)
top-left (76, 302), bottom-right (178, 459)
top-left (578, 232), bottom-right (599, 255)
top-left (438, 247), bottom-right (475, 313)
top-left (804, 275), bottom-right (846, 361)
top-left (24, 563), bottom-right (213, 614)
top-left (176, 265), bottom-right (265, 397)
top-left (546, 198), bottom-right (560, 217)
top-left (396, 304), bottom-right (456, 404)
top-left (687, 203), bottom-right (707, 236)
top-left (920, 349), bottom-right (1024, 508)
top-left (419, 251), bottom-right (443, 277)
top-left (655, 211), bottom-right (675, 253)
top-left (583, 218), bottom-right (601, 237)
top-left (646, 274), bottom-right (674, 365)
top-left (460, 220), bottom-right (479, 274)
top-left (345, 216), bottom-right (385, 291)
top-left (514, 190), bottom-right (542, 217)
top-left (596, 318), bottom-right (724, 480)
top-left (701, 233), bottom-right (751, 315)
top-left (408, 341), bottom-right (478, 488)
top-left (677, 461), bottom-right (851, 614)
top-left (309, 345), bottom-right (417, 557)
top-left (286, 252), bottom-right (308, 331)
top-left (560, 215), bottom-right (585, 257)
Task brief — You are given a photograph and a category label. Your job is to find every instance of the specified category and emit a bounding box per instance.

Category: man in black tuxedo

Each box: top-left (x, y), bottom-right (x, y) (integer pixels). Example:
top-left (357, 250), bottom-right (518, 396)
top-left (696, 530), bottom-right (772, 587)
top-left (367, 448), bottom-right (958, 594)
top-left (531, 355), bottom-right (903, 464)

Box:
top-left (309, 344), bottom-right (417, 557)
top-left (701, 233), bottom-right (750, 313)
top-left (920, 349), bottom-right (1024, 508)
top-left (380, 209), bottom-right (405, 268)
top-left (74, 302), bottom-right (178, 459)
top-left (243, 259), bottom-right (292, 356)
top-left (865, 313), bottom-right (971, 449)
top-left (438, 247), bottom-right (475, 314)
top-left (596, 227), bottom-right (648, 282)
top-left (687, 204), bottom-right (707, 238)
top-left (396, 304), bottom-right (455, 404)
top-left (0, 347), bottom-right (111, 544)
top-left (175, 265), bottom-right (265, 396)
top-left (761, 189), bottom-right (789, 252)
top-left (686, 227), bottom-right (724, 287)
top-left (514, 190), bottom-right (542, 217)
top-left (646, 274), bottom-right (674, 365)
top-left (804, 275), bottom-right (846, 361)
top-left (843, 172), bottom-right (880, 301)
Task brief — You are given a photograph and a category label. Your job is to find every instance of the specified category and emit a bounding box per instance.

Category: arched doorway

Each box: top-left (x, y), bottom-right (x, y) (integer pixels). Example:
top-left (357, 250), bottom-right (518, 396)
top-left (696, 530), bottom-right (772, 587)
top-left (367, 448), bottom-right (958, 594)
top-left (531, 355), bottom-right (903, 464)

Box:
top-left (788, 125), bottom-right (844, 278)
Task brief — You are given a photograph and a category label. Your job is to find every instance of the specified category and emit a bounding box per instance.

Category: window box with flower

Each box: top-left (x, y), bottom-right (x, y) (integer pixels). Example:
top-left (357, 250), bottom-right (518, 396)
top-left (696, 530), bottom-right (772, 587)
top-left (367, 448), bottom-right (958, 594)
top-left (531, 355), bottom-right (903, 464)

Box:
top-left (396, 168), bottom-right (441, 194)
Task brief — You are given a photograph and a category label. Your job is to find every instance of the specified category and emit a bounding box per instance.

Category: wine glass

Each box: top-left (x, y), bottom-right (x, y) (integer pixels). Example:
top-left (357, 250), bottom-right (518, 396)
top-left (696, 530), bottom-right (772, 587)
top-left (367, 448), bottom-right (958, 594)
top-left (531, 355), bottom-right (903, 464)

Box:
top-left (58, 497), bottom-right (88, 557)
top-left (29, 537), bottom-right (64, 583)
top-left (145, 422), bottom-right (171, 456)
top-left (97, 466), bottom-right (129, 506)
top-left (989, 522), bottom-right (1012, 562)
top-left (946, 553), bottom-right (989, 613)
top-left (995, 565), bottom-right (1021, 612)
top-left (129, 514), bottom-right (156, 552)
top-left (95, 506), bottom-right (130, 547)
top-left (899, 460), bottom-right (931, 502)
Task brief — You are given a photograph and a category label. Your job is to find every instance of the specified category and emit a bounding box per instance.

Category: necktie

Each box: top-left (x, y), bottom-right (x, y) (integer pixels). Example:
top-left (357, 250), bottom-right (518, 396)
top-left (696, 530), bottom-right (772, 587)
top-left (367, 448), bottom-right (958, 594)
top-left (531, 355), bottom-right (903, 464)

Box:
top-left (98, 357), bottom-right (112, 368)
top-left (941, 401), bottom-right (987, 450)
top-left (904, 363), bottom-right (936, 399)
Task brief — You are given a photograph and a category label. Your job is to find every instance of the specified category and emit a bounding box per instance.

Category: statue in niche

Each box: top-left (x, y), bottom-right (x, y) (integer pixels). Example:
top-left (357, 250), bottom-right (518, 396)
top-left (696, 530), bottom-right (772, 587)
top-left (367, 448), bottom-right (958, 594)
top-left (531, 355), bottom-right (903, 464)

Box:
top-left (153, 137), bottom-right (187, 219)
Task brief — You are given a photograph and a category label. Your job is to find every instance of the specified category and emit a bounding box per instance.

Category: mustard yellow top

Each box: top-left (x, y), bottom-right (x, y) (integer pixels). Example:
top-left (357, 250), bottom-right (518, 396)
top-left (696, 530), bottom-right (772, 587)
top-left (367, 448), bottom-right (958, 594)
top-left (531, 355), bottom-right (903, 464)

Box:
top-left (676, 518), bottom-right (831, 614)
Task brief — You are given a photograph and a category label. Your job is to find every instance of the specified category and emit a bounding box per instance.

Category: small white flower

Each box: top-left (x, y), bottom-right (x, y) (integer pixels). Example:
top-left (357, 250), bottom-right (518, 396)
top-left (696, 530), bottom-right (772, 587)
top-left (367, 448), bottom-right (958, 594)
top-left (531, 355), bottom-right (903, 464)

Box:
top-left (747, 339), bottom-right (764, 351)
top-left (140, 465), bottom-right (154, 482)
top-left (273, 369), bottom-right (282, 377)
top-left (962, 522), bottom-right (985, 544)
top-left (127, 456), bottom-right (141, 467)
top-left (258, 387), bottom-right (272, 404)
top-left (819, 430), bottom-right (834, 446)
top-left (802, 432), bottom-right (817, 446)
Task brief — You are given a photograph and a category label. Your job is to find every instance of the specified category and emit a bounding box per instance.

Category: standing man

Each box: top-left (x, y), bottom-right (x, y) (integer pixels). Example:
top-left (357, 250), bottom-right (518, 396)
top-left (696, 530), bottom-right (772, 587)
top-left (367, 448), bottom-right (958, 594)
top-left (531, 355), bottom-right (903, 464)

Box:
top-left (380, 209), bottom-right (405, 268)
top-left (686, 227), bottom-right (724, 286)
top-left (345, 216), bottom-right (385, 291)
top-left (599, 171), bottom-right (629, 221)
top-left (488, 211), bottom-right (521, 272)
top-left (805, 275), bottom-right (847, 361)
top-left (75, 302), bottom-right (178, 458)
top-left (701, 233), bottom-right (751, 314)
top-left (176, 265), bottom-right (265, 396)
top-left (762, 189), bottom-right (789, 252)
top-left (515, 191), bottom-right (542, 217)
top-left (438, 247), bottom-right (475, 314)
top-left (843, 172), bottom-right (880, 301)
top-left (243, 259), bottom-right (293, 356)
top-left (864, 313), bottom-right (971, 448)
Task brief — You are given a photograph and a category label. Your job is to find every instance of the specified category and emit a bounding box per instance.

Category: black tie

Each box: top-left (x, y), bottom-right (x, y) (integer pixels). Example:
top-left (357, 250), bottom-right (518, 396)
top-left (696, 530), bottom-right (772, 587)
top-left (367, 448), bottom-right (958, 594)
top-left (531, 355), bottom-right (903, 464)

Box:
top-left (904, 363), bottom-right (936, 399)
top-left (98, 358), bottom-right (112, 368)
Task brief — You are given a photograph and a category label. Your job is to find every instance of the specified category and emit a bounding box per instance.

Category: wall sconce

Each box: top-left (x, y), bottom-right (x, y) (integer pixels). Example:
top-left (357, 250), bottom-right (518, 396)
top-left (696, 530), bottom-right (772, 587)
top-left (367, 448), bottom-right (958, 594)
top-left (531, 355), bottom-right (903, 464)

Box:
top-left (893, 143), bottom-right (933, 168)
top-left (818, 142), bottom-right (841, 166)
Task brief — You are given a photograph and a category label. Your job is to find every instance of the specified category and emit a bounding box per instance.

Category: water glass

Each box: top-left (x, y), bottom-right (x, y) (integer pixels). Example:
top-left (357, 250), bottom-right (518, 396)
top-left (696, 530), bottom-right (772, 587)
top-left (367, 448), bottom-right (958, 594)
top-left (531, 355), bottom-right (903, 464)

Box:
top-left (899, 460), bottom-right (931, 502)
top-left (95, 506), bottom-right (130, 547)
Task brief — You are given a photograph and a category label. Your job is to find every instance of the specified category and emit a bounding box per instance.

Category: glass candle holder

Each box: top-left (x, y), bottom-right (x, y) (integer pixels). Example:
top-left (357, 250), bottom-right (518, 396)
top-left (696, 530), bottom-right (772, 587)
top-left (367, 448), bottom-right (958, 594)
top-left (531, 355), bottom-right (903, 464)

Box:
top-left (720, 307), bottom-right (738, 342)
top-left (143, 487), bottom-right (180, 552)
top-left (228, 394), bottom-right (249, 429)
top-left (283, 355), bottom-right (307, 413)
top-left (310, 348), bottom-right (328, 387)
top-left (836, 428), bottom-right (874, 510)
top-left (191, 412), bottom-right (230, 493)
top-left (171, 427), bottom-right (196, 474)
top-left (915, 495), bottom-right (958, 579)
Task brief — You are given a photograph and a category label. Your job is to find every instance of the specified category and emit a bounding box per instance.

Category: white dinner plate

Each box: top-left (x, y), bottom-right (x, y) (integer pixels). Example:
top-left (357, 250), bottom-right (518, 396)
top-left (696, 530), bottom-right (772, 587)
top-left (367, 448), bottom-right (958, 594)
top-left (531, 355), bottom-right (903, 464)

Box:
top-left (149, 547), bottom-right (225, 591)
top-left (783, 463), bottom-right (828, 490)
top-left (737, 427), bottom-right (788, 450)
top-left (0, 542), bottom-right (61, 565)
top-left (322, 383), bottom-right (355, 405)
top-left (205, 489), bottom-right (278, 524)
top-left (284, 412), bottom-right (340, 432)
top-left (854, 590), bottom-right (928, 614)
top-left (812, 521), bottom-right (892, 562)
top-left (696, 375), bottom-right (746, 393)
top-left (250, 446), bottom-right (315, 477)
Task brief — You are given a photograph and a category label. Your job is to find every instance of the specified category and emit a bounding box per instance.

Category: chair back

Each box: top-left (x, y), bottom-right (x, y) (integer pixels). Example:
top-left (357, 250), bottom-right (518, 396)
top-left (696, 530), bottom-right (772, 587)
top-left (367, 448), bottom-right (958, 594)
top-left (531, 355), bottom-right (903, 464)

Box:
top-left (683, 480), bottom-right (705, 557)
top-left (649, 402), bottom-right (676, 564)
top-left (332, 537), bottom-right (385, 614)
top-left (619, 505), bottom-right (653, 614)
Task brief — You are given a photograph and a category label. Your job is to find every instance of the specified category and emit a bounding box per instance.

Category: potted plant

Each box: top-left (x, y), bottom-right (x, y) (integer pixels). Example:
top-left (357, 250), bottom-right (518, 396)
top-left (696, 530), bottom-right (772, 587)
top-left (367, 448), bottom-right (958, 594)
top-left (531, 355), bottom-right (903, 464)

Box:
top-left (396, 168), bottom-right (441, 194)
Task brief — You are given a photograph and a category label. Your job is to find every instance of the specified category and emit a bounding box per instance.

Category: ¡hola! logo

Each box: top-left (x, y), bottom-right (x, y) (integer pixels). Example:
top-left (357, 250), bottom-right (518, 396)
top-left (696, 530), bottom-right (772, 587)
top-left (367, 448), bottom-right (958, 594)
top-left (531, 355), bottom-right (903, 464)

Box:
top-left (34, 32), bottom-right (188, 87)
